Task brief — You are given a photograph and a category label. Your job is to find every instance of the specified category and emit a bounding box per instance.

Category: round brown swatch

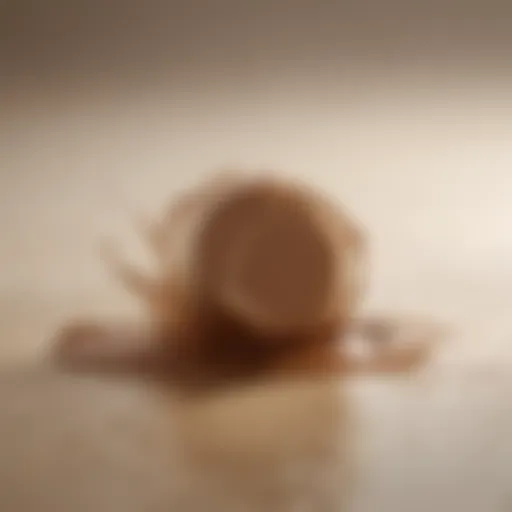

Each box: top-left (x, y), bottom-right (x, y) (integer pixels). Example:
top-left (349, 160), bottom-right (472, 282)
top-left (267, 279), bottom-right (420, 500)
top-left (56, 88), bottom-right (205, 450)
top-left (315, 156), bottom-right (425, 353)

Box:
top-left (195, 182), bottom-right (337, 334)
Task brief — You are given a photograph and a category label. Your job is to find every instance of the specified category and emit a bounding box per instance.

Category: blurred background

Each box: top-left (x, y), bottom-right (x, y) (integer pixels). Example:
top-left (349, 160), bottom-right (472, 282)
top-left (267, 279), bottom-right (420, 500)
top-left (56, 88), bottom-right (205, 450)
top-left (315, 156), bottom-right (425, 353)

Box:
top-left (1, 0), bottom-right (512, 367)
top-left (3, 2), bottom-right (512, 509)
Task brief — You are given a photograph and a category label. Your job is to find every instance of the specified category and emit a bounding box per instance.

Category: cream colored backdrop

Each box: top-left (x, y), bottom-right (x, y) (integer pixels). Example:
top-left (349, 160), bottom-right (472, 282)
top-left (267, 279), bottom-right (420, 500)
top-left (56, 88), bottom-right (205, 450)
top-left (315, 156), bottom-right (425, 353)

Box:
top-left (1, 2), bottom-right (512, 509)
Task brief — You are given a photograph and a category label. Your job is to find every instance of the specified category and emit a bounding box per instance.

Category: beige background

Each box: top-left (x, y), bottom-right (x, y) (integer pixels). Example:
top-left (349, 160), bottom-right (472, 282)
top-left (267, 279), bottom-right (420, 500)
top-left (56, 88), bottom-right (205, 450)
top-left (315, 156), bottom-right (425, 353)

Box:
top-left (2, 0), bottom-right (512, 364)
top-left (2, 1), bottom-right (512, 508)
